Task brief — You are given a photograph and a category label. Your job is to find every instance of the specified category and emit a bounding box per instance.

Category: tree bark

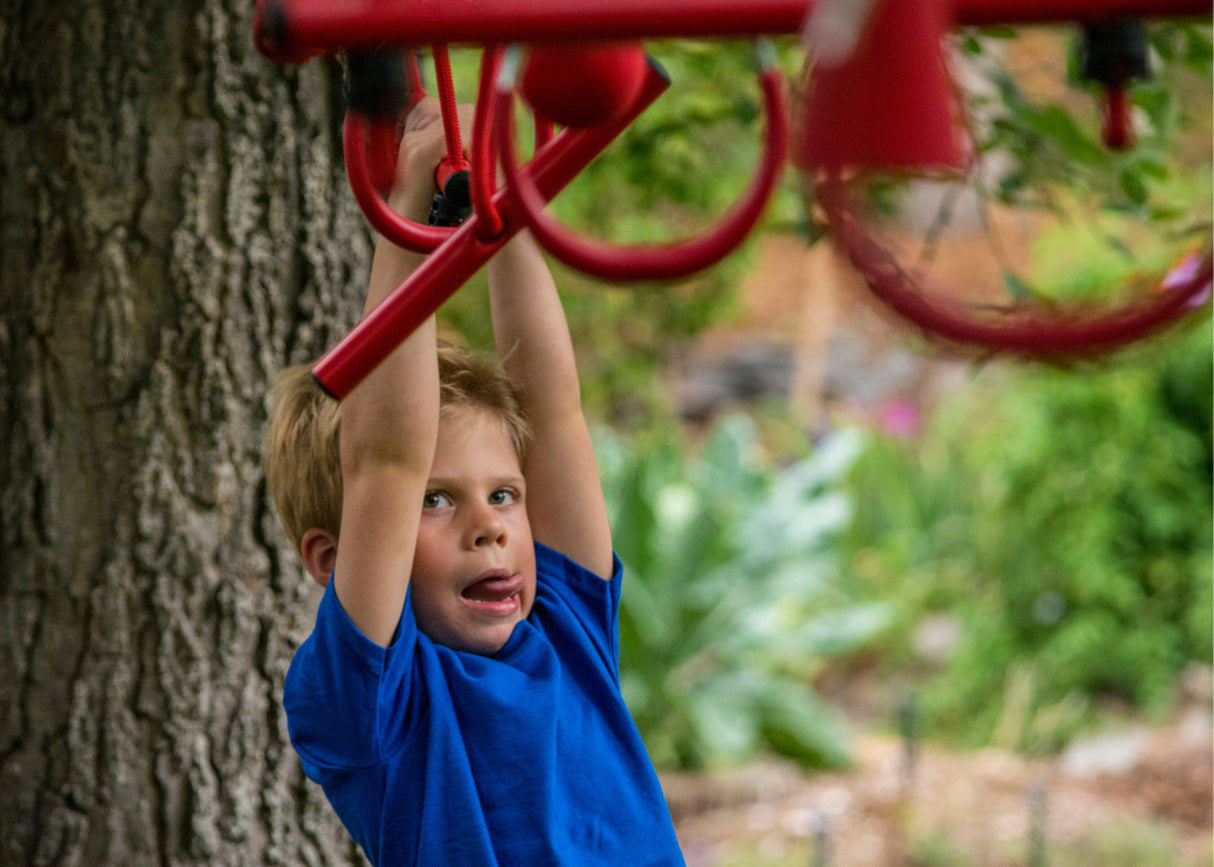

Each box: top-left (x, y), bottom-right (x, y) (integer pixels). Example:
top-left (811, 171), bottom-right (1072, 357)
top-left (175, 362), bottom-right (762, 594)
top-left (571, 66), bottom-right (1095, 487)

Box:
top-left (1, 1), bottom-right (370, 862)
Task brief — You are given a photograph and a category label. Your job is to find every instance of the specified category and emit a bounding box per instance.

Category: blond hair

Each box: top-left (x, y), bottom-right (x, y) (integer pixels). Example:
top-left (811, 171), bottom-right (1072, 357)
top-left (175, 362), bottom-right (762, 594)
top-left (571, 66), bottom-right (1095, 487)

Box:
top-left (265, 341), bottom-right (530, 561)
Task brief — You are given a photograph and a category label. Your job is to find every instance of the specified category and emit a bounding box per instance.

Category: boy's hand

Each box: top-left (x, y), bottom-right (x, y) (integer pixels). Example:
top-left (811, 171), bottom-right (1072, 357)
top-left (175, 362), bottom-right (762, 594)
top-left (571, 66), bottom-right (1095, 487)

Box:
top-left (388, 98), bottom-right (475, 225)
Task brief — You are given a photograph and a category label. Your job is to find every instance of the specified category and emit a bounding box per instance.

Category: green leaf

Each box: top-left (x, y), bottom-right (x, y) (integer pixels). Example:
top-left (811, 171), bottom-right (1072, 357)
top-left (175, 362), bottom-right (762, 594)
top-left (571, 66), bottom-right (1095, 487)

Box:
top-left (758, 683), bottom-right (853, 769)
top-left (687, 674), bottom-right (763, 765)
top-left (1001, 270), bottom-right (1036, 301)
top-left (1119, 168), bottom-right (1149, 206)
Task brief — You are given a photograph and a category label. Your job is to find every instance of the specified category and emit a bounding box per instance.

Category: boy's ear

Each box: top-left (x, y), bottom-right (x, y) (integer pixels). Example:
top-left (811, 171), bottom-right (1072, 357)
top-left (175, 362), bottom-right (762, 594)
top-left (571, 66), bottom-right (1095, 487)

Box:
top-left (300, 528), bottom-right (337, 588)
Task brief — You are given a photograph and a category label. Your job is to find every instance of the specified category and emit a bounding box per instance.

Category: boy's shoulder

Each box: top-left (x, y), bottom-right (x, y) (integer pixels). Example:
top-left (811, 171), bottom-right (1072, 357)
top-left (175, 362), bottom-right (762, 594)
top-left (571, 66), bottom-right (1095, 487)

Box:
top-left (533, 542), bottom-right (622, 609)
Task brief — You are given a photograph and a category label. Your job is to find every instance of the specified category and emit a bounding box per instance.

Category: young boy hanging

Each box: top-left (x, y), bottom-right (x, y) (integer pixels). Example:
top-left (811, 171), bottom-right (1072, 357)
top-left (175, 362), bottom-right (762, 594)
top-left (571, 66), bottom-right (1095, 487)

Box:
top-left (265, 97), bottom-right (685, 866)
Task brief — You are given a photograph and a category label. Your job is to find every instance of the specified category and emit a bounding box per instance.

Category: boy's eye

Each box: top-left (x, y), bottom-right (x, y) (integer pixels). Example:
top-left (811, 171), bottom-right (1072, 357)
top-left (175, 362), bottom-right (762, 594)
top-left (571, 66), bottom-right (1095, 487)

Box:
top-left (423, 491), bottom-right (452, 509)
top-left (489, 489), bottom-right (518, 506)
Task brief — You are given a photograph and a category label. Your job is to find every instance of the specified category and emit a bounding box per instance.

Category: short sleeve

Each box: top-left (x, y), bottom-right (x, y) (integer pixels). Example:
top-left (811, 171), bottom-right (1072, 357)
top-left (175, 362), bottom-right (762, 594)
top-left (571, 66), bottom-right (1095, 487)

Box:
top-left (529, 544), bottom-right (624, 682)
top-left (283, 578), bottom-right (424, 771)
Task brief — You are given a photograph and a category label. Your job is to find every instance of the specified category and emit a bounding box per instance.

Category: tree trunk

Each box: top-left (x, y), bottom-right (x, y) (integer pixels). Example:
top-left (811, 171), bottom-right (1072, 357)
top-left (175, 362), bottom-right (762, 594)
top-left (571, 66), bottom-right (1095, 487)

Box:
top-left (1, 1), bottom-right (371, 863)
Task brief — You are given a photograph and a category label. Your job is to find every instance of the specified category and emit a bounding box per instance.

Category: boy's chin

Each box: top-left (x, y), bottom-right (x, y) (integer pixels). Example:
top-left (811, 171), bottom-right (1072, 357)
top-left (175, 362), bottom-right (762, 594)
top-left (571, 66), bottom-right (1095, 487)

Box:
top-left (424, 614), bottom-right (523, 656)
top-left (416, 589), bottom-right (533, 655)
top-left (451, 624), bottom-right (517, 656)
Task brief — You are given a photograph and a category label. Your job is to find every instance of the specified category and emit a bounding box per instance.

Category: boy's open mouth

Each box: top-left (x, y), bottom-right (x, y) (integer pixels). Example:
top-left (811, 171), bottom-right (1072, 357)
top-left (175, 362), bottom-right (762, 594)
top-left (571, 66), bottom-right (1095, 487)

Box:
top-left (460, 572), bottom-right (523, 615)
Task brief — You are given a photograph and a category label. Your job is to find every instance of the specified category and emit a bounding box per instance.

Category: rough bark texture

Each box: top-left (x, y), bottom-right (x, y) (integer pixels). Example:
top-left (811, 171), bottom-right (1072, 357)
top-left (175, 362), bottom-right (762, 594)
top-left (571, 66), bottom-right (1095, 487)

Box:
top-left (1, 1), bottom-right (371, 863)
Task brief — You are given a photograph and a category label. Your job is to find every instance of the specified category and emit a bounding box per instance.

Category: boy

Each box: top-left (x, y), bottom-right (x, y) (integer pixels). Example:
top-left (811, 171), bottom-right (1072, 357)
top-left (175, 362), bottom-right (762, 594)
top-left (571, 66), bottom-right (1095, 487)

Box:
top-left (266, 98), bottom-right (685, 865)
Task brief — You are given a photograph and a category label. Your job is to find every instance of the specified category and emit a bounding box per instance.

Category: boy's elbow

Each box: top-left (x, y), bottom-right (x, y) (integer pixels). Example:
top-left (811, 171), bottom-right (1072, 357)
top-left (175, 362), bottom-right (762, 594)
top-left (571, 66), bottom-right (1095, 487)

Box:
top-left (340, 410), bottom-right (437, 479)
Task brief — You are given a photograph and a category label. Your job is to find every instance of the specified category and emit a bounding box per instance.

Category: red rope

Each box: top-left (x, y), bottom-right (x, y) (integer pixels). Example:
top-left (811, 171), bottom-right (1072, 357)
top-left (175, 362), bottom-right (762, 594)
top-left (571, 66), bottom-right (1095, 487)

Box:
top-left (432, 45), bottom-right (471, 183)
top-left (404, 49), bottom-right (426, 107)
top-left (432, 45), bottom-right (464, 163)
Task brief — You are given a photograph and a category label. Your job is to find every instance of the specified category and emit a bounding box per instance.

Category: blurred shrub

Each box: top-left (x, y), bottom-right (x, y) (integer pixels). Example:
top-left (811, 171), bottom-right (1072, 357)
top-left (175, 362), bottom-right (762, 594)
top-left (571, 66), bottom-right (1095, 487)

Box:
top-left (840, 319), bottom-right (1212, 752)
top-left (597, 416), bottom-right (889, 770)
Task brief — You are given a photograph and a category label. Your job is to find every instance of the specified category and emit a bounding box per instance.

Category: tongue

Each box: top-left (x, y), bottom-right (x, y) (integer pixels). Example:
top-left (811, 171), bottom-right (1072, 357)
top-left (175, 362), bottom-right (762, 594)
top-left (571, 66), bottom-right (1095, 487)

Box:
top-left (462, 576), bottom-right (515, 601)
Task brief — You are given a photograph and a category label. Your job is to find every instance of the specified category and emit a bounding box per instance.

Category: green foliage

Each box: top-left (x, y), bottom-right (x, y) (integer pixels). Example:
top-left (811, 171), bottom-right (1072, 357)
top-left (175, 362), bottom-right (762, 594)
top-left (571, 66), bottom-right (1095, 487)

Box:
top-left (841, 320), bottom-right (1213, 751)
top-left (967, 22), bottom-right (1211, 222)
top-left (597, 416), bottom-right (889, 770)
top-left (909, 831), bottom-right (972, 867)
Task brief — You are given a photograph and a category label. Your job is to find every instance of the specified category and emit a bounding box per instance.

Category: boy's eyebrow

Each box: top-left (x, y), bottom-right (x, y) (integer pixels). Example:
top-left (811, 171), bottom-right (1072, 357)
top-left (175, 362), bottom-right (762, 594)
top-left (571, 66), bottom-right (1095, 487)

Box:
top-left (426, 474), bottom-right (526, 489)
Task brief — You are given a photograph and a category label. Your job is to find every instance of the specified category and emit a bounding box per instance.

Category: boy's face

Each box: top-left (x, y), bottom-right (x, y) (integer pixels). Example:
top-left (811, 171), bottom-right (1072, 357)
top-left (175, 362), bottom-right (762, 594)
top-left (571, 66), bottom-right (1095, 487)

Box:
top-left (411, 406), bottom-right (536, 655)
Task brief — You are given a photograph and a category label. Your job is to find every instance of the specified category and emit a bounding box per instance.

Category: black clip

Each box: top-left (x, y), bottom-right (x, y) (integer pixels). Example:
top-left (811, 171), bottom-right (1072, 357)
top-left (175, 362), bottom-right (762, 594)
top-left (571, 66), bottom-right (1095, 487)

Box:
top-left (428, 194), bottom-right (472, 227)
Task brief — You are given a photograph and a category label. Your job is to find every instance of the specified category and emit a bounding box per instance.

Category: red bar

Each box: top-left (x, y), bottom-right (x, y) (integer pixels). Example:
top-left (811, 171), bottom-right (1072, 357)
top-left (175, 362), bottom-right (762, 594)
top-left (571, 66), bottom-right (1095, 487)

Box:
top-left (264, 0), bottom-right (1211, 56)
top-left (949, 0), bottom-right (1211, 25)
top-left (312, 62), bottom-right (672, 399)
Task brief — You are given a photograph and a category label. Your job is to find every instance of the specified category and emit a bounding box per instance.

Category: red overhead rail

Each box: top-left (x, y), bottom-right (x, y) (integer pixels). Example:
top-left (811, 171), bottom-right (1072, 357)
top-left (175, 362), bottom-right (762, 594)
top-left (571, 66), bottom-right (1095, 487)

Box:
top-left (260, 0), bottom-right (1210, 55)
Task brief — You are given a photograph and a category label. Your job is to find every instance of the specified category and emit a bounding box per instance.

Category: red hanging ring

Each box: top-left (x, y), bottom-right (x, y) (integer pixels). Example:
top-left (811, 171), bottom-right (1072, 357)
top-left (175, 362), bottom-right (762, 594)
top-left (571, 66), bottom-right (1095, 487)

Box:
top-left (817, 175), bottom-right (1211, 357)
top-left (344, 112), bottom-right (454, 252)
top-left (496, 44), bottom-right (788, 282)
top-left (470, 46), bottom-right (573, 242)
top-left (345, 45), bottom-right (493, 251)
top-left (342, 111), bottom-right (456, 250)
top-left (471, 46), bottom-right (507, 240)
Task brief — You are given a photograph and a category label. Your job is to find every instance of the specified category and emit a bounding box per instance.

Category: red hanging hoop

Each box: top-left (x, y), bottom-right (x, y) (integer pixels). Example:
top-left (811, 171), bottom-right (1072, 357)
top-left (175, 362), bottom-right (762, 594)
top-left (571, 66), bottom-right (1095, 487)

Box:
top-left (347, 45), bottom-right (559, 250)
top-left (817, 176), bottom-right (1212, 357)
top-left (471, 46), bottom-right (507, 241)
top-left (496, 45), bottom-right (789, 282)
top-left (344, 113), bottom-right (455, 252)
top-left (469, 47), bottom-right (586, 243)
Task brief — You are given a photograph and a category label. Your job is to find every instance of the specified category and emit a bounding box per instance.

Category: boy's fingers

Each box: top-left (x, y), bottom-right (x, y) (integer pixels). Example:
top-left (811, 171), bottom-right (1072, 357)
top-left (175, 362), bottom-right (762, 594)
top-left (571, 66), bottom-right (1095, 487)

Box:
top-left (398, 98), bottom-right (446, 166)
top-left (394, 100), bottom-right (478, 208)
top-left (404, 96), bottom-right (442, 132)
top-left (457, 104), bottom-right (476, 141)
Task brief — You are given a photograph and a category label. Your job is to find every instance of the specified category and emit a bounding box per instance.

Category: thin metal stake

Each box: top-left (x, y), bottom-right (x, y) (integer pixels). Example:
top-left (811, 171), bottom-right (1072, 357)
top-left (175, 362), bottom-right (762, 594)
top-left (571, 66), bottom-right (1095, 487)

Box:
top-left (810, 810), bottom-right (831, 867)
top-left (899, 692), bottom-right (919, 786)
top-left (1028, 782), bottom-right (1048, 867)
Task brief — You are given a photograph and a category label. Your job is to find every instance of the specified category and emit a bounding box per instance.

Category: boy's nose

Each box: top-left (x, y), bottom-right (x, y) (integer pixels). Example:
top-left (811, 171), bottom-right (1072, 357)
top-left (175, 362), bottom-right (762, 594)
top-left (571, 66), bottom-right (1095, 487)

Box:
top-left (468, 509), bottom-right (507, 548)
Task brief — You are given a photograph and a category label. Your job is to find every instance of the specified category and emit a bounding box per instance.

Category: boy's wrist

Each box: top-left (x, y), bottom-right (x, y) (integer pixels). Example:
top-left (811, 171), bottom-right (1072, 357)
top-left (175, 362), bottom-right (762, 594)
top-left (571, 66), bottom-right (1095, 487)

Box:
top-left (388, 184), bottom-right (434, 225)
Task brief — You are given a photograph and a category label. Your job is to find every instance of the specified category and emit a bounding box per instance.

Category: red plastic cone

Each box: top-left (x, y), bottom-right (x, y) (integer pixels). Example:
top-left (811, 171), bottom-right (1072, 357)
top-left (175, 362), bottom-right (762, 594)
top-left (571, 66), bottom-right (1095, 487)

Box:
top-left (795, 0), bottom-right (967, 174)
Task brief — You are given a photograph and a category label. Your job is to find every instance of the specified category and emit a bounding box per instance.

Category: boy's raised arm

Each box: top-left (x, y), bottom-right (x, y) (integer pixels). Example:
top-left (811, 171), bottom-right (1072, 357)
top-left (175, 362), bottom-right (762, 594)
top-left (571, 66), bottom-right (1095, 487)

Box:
top-left (332, 100), bottom-right (451, 646)
top-left (488, 233), bottom-right (614, 579)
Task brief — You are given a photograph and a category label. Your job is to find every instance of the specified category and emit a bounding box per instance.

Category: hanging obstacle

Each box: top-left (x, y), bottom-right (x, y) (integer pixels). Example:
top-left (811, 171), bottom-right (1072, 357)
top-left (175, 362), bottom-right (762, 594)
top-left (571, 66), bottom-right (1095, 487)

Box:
top-left (253, 0), bottom-right (1212, 398)
top-left (793, 0), bottom-right (1213, 356)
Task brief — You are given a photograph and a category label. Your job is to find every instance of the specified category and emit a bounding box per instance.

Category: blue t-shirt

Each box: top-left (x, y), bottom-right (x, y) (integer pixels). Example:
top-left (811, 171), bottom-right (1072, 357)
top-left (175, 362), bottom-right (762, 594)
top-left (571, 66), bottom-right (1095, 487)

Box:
top-left (284, 543), bottom-right (685, 866)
